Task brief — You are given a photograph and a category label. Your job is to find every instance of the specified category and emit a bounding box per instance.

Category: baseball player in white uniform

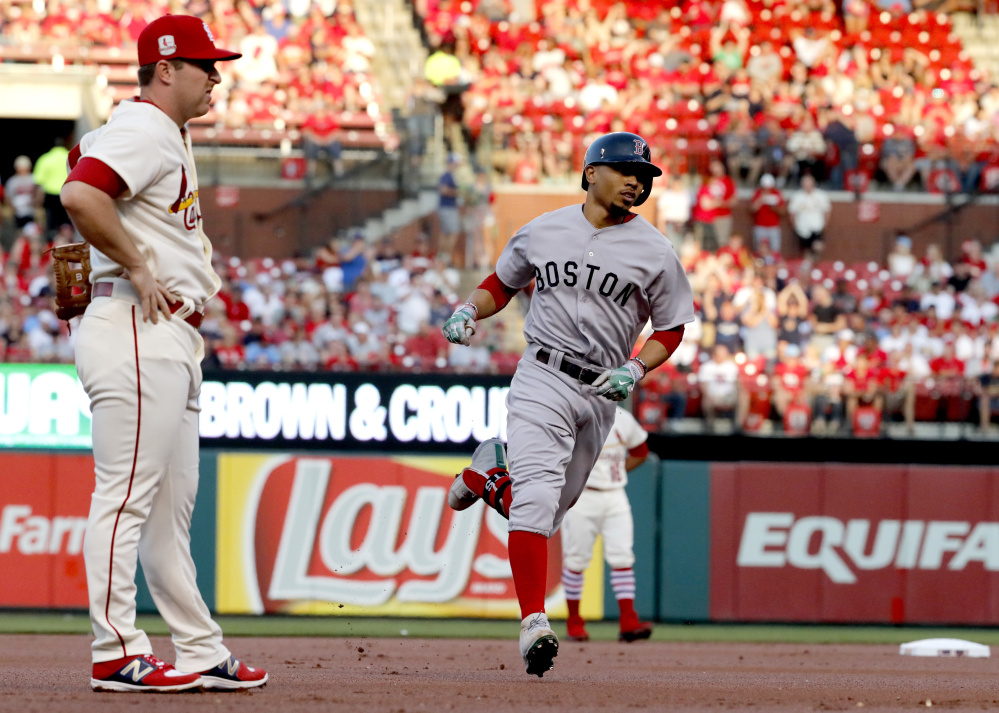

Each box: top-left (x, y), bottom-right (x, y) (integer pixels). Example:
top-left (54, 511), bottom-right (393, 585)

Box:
top-left (444, 132), bottom-right (694, 676)
top-left (60, 15), bottom-right (267, 692)
top-left (561, 405), bottom-right (652, 643)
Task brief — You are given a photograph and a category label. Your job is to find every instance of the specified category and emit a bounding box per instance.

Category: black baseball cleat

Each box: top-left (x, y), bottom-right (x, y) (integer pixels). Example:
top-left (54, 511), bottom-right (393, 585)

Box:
top-left (520, 613), bottom-right (559, 677)
top-left (619, 622), bottom-right (654, 642)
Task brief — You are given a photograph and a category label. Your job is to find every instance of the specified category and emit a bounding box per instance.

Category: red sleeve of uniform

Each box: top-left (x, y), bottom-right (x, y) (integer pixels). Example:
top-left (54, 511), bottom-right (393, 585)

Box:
top-left (478, 272), bottom-right (520, 310)
top-left (647, 324), bottom-right (685, 356)
top-left (628, 442), bottom-right (649, 459)
top-left (65, 157), bottom-right (128, 199)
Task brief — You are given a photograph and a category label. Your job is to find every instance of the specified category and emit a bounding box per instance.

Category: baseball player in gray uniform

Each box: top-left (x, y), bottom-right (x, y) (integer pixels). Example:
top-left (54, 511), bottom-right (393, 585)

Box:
top-left (60, 15), bottom-right (266, 692)
top-left (444, 132), bottom-right (694, 677)
top-left (562, 405), bottom-right (652, 643)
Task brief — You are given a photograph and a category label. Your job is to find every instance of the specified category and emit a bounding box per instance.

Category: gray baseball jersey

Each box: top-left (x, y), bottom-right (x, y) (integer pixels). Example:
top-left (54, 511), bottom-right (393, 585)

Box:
top-left (496, 204), bottom-right (695, 369)
top-left (496, 205), bottom-right (694, 538)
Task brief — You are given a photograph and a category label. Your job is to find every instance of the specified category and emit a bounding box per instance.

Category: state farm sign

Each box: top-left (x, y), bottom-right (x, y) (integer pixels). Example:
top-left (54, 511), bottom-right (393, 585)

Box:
top-left (738, 514), bottom-right (999, 584)
top-left (0, 453), bottom-right (93, 608)
top-left (710, 463), bottom-right (999, 624)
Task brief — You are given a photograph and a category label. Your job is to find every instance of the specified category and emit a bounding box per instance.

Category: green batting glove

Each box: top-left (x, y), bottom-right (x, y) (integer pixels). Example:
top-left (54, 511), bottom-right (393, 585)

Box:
top-left (443, 303), bottom-right (477, 346)
top-left (592, 359), bottom-right (645, 401)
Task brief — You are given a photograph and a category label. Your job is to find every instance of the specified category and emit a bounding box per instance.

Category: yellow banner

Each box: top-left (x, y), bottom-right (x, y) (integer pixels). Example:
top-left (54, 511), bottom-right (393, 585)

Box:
top-left (216, 453), bottom-right (602, 619)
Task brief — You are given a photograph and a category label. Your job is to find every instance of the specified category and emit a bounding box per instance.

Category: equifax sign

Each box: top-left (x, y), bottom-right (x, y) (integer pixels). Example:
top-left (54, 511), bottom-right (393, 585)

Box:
top-left (737, 513), bottom-right (999, 584)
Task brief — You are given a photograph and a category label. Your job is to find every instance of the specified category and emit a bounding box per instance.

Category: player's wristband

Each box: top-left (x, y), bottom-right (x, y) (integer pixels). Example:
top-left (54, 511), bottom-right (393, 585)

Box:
top-left (460, 302), bottom-right (479, 319)
top-left (629, 357), bottom-right (647, 379)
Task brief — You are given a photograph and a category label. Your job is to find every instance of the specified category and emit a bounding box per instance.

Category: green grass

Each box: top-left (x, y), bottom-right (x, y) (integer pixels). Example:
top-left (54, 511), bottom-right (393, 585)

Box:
top-left (4, 612), bottom-right (999, 645)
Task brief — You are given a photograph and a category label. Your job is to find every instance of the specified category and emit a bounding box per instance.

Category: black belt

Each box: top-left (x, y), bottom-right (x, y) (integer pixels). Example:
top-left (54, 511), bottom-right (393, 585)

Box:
top-left (536, 348), bottom-right (602, 385)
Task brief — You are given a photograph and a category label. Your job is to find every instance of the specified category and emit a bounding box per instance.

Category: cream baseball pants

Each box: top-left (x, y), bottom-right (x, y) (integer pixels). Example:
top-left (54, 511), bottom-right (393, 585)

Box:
top-left (75, 286), bottom-right (228, 669)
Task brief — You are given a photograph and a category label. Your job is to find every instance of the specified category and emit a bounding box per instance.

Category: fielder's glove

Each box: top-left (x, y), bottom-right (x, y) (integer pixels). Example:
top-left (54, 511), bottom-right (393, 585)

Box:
top-left (49, 241), bottom-right (92, 321)
top-left (592, 358), bottom-right (646, 401)
top-left (442, 303), bottom-right (478, 346)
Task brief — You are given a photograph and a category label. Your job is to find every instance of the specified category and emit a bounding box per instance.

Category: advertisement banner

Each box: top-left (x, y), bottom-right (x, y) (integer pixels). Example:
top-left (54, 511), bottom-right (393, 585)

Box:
top-left (199, 371), bottom-right (511, 452)
top-left (0, 453), bottom-right (93, 607)
top-left (0, 364), bottom-right (91, 449)
top-left (2, 367), bottom-right (512, 453)
top-left (216, 454), bottom-right (603, 619)
top-left (710, 463), bottom-right (999, 624)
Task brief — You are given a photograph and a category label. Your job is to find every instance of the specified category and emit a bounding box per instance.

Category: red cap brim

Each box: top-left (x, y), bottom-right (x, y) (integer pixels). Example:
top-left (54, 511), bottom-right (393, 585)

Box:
top-left (180, 47), bottom-right (242, 61)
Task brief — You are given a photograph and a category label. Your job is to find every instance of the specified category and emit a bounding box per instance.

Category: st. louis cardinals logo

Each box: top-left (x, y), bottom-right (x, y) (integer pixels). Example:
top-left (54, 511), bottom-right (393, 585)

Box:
top-left (168, 166), bottom-right (199, 230)
top-left (633, 139), bottom-right (646, 156)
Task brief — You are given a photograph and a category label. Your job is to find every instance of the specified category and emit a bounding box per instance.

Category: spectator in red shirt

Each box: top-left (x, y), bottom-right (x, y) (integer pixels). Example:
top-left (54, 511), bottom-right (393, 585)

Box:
top-left (214, 326), bottom-right (247, 369)
top-left (302, 103), bottom-right (344, 188)
top-left (844, 352), bottom-right (881, 425)
top-left (772, 343), bottom-right (812, 420)
top-left (221, 285), bottom-right (251, 324)
top-left (707, 157), bottom-right (737, 247)
top-left (929, 342), bottom-right (965, 380)
top-left (403, 320), bottom-right (449, 367)
top-left (880, 351), bottom-right (915, 434)
top-left (716, 233), bottom-right (754, 271)
top-left (859, 333), bottom-right (889, 368)
top-left (692, 160), bottom-right (732, 252)
top-left (750, 173), bottom-right (785, 254)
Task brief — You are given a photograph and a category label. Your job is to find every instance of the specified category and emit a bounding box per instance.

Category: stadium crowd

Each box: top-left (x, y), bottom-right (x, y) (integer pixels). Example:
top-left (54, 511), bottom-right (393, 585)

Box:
top-left (4, 188), bottom-right (999, 436)
top-left (0, 0), bottom-right (388, 160)
top-left (417, 0), bottom-right (999, 193)
top-left (2, 0), bottom-right (999, 437)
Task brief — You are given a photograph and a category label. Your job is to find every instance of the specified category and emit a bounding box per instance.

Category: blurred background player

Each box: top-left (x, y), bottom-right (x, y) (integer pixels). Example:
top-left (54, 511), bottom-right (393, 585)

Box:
top-left (561, 405), bottom-right (654, 643)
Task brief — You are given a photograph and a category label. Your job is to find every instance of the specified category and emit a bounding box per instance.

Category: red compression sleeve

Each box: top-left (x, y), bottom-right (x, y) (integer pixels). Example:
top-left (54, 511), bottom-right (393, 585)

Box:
top-left (628, 442), bottom-right (649, 459)
top-left (478, 272), bottom-right (519, 310)
top-left (65, 157), bottom-right (128, 199)
top-left (647, 324), bottom-right (685, 357)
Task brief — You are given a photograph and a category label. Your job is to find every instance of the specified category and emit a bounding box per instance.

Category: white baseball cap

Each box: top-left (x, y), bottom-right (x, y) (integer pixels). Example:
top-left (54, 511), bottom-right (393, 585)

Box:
top-left (760, 174), bottom-right (776, 188)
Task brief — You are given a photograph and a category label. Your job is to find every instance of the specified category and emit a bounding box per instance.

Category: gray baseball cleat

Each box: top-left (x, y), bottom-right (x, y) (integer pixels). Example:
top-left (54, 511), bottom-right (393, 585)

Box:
top-left (519, 612), bottom-right (559, 677)
top-left (448, 438), bottom-right (508, 511)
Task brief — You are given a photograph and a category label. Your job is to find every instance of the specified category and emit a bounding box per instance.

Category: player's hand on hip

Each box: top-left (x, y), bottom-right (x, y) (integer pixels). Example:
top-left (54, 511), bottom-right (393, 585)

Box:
top-left (592, 359), bottom-right (646, 401)
top-left (442, 303), bottom-right (477, 346)
top-left (127, 265), bottom-right (175, 324)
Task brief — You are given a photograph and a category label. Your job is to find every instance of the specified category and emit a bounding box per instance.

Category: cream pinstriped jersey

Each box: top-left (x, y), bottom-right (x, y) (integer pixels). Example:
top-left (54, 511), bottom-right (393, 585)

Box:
top-left (585, 406), bottom-right (648, 490)
top-left (78, 99), bottom-right (221, 304)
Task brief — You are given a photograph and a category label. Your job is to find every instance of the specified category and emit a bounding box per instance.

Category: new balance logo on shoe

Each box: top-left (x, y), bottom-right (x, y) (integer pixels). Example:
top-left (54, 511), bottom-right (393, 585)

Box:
top-left (120, 658), bottom-right (154, 683)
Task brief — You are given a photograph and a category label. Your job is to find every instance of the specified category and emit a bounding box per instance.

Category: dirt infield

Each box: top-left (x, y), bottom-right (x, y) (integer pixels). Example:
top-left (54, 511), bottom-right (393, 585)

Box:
top-left (2, 634), bottom-right (998, 711)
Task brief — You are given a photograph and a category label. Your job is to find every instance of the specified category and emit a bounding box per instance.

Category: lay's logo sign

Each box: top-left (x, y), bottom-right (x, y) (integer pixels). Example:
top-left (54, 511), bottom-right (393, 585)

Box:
top-left (216, 454), bottom-right (565, 618)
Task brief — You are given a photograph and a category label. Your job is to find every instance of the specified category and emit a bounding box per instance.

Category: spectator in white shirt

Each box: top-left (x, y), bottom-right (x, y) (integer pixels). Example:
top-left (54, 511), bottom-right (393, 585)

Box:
top-left (237, 23), bottom-right (279, 86)
top-left (656, 174), bottom-right (692, 248)
top-left (887, 233), bottom-right (917, 280)
top-left (698, 344), bottom-right (743, 430)
top-left (919, 282), bottom-right (956, 320)
top-left (787, 174), bottom-right (831, 259)
top-left (578, 71), bottom-right (619, 113)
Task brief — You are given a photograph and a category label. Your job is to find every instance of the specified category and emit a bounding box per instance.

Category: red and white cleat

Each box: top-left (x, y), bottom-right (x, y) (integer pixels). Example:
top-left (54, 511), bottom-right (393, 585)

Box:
top-left (198, 655), bottom-right (268, 690)
top-left (91, 654), bottom-right (203, 693)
